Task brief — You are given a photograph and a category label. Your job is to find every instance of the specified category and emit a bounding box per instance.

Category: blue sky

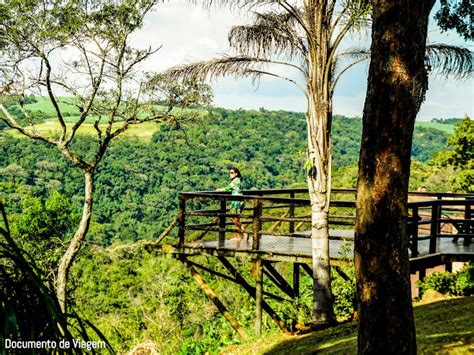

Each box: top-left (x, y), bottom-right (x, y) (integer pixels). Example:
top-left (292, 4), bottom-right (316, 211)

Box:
top-left (133, 3), bottom-right (473, 121)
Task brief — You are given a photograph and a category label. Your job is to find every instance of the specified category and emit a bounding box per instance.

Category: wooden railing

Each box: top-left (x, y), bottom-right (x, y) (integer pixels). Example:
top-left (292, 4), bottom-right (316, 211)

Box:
top-left (175, 188), bottom-right (473, 256)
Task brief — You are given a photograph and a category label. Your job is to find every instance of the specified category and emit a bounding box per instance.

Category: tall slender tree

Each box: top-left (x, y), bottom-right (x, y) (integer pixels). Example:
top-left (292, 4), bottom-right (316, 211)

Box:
top-left (0, 0), bottom-right (211, 312)
top-left (355, 0), bottom-right (471, 353)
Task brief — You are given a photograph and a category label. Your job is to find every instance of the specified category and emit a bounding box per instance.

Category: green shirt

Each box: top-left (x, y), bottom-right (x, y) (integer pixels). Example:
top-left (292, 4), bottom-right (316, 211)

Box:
top-left (221, 177), bottom-right (242, 195)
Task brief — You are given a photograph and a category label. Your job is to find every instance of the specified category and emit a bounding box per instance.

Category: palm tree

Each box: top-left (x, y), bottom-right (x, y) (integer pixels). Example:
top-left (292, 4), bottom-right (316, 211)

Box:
top-left (165, 0), bottom-right (371, 326)
top-left (165, 0), bottom-right (471, 326)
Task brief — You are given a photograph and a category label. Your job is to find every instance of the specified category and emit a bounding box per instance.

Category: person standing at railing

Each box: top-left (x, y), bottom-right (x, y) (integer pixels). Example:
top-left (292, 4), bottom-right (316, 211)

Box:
top-left (216, 167), bottom-right (245, 240)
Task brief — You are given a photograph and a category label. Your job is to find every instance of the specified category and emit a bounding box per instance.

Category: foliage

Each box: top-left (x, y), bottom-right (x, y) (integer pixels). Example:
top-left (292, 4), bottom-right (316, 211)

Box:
top-left (331, 266), bottom-right (356, 321)
top-left (431, 117), bottom-right (463, 125)
top-left (71, 248), bottom-right (260, 353)
top-left (429, 117), bottom-right (473, 192)
top-left (417, 271), bottom-right (457, 296)
top-left (455, 262), bottom-right (474, 296)
top-left (10, 191), bottom-right (76, 280)
top-left (0, 202), bottom-right (113, 354)
top-left (416, 262), bottom-right (474, 296)
top-left (435, 0), bottom-right (473, 41)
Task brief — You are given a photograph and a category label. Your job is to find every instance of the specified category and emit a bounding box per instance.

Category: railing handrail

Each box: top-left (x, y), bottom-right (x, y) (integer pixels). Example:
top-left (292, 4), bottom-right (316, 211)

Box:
top-left (180, 191), bottom-right (474, 208)
top-left (183, 188), bottom-right (474, 199)
top-left (175, 188), bottom-right (473, 256)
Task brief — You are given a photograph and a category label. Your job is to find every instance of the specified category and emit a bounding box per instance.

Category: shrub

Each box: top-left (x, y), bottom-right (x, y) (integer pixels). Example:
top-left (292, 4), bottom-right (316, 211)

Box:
top-left (417, 262), bottom-right (474, 296)
top-left (455, 262), bottom-right (474, 296)
top-left (331, 266), bottom-right (356, 320)
top-left (417, 271), bottom-right (457, 296)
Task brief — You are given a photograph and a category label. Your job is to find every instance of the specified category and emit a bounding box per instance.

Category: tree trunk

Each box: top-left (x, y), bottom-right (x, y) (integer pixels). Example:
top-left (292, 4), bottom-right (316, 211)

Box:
top-left (56, 171), bottom-right (94, 313)
top-left (355, 0), bottom-right (435, 353)
top-left (306, 101), bottom-right (335, 326)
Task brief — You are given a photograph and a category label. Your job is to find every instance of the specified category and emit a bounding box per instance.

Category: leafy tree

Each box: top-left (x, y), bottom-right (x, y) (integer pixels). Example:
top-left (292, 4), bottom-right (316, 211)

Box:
top-left (435, 0), bottom-right (473, 41)
top-left (430, 117), bottom-right (473, 192)
top-left (11, 191), bottom-right (76, 280)
top-left (0, 0), bottom-right (211, 312)
top-left (354, 1), bottom-right (471, 353)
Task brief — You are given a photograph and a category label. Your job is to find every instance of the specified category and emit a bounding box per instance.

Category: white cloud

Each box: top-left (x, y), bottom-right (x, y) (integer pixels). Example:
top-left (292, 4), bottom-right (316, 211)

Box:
top-left (131, 3), bottom-right (473, 120)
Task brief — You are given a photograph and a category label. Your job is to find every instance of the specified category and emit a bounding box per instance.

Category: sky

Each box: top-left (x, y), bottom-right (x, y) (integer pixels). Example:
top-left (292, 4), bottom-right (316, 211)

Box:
top-left (131, 3), bottom-right (473, 121)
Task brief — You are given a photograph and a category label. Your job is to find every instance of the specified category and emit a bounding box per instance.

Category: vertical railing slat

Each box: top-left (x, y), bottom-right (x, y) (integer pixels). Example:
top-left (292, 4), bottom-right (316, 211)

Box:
top-left (178, 194), bottom-right (186, 247)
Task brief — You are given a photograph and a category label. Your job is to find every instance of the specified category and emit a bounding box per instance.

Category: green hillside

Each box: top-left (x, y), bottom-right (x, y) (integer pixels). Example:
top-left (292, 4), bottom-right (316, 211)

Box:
top-left (416, 121), bottom-right (455, 134)
top-left (3, 97), bottom-right (452, 163)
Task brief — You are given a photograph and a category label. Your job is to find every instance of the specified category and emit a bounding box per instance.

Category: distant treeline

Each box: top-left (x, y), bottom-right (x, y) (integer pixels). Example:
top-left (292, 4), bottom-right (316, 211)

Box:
top-left (431, 118), bottom-right (464, 124)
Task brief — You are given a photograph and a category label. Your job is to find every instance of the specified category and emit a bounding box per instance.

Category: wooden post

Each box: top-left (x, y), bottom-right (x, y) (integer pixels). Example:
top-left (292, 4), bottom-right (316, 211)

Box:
top-left (289, 191), bottom-right (295, 234)
top-left (178, 194), bottom-right (186, 247)
top-left (219, 198), bottom-right (227, 246)
top-left (255, 259), bottom-right (263, 336)
top-left (293, 263), bottom-right (300, 298)
top-left (464, 198), bottom-right (472, 246)
top-left (436, 195), bottom-right (442, 235)
top-left (411, 206), bottom-right (419, 257)
top-left (253, 199), bottom-right (263, 250)
top-left (429, 201), bottom-right (439, 253)
top-left (180, 256), bottom-right (249, 339)
top-left (292, 263), bottom-right (300, 330)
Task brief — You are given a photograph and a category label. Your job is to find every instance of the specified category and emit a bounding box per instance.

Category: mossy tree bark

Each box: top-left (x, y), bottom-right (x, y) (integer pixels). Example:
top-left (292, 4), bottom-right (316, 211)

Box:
top-left (355, 0), bottom-right (435, 353)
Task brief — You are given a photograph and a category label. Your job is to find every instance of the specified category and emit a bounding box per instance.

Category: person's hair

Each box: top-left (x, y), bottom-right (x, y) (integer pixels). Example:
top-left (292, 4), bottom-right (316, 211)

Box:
top-left (230, 167), bottom-right (242, 179)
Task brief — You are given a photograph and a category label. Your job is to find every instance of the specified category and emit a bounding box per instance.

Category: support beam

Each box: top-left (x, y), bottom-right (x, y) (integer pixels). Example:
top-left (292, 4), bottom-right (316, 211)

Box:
top-left (264, 262), bottom-right (294, 297)
top-left (333, 265), bottom-right (351, 282)
top-left (178, 195), bottom-right (186, 246)
top-left (179, 256), bottom-right (249, 339)
top-left (301, 263), bottom-right (313, 277)
top-left (218, 256), bottom-right (289, 333)
top-left (255, 259), bottom-right (263, 336)
top-left (189, 258), bottom-right (288, 302)
top-left (219, 199), bottom-right (227, 247)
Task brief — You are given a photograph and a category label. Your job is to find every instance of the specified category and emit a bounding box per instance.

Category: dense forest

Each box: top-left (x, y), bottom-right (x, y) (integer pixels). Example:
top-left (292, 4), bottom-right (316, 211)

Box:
top-left (0, 105), bottom-right (456, 244)
top-left (1, 102), bottom-right (471, 352)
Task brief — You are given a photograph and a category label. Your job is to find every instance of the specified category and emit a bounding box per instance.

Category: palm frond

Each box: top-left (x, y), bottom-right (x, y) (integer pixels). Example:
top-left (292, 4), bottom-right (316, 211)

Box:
top-left (163, 55), bottom-right (267, 83)
top-left (337, 0), bottom-right (372, 32)
top-left (331, 48), bottom-right (369, 94)
top-left (163, 55), bottom-right (306, 92)
top-left (189, 0), bottom-right (274, 11)
top-left (228, 10), bottom-right (306, 60)
top-left (426, 44), bottom-right (473, 79)
top-left (335, 48), bottom-right (370, 64)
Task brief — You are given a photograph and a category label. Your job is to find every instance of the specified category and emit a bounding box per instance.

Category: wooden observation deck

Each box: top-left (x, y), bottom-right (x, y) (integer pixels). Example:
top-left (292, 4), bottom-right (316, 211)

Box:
top-left (157, 188), bottom-right (474, 337)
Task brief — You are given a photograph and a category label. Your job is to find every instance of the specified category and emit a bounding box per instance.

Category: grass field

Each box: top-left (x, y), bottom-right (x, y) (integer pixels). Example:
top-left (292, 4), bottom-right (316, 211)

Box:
top-left (4, 120), bottom-right (161, 141)
top-left (222, 297), bottom-right (474, 354)
top-left (416, 121), bottom-right (455, 134)
top-left (24, 96), bottom-right (79, 117)
top-left (3, 97), bottom-right (199, 141)
top-left (4, 97), bottom-right (456, 140)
